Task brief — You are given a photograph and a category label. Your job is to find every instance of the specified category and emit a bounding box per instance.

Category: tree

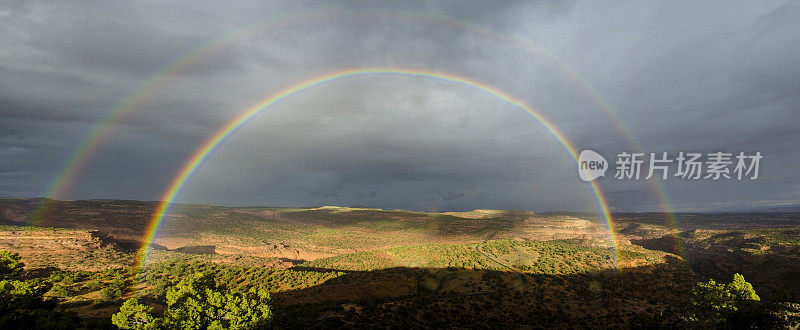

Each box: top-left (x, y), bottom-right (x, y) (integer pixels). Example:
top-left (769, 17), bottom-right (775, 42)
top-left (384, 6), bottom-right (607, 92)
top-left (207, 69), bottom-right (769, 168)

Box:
top-left (727, 273), bottom-right (760, 303)
top-left (98, 278), bottom-right (127, 302)
top-left (689, 278), bottom-right (736, 322)
top-left (689, 273), bottom-right (760, 324)
top-left (99, 286), bottom-right (122, 301)
top-left (112, 299), bottom-right (160, 330)
top-left (0, 250), bottom-right (24, 277)
top-left (112, 273), bottom-right (272, 329)
top-left (0, 275), bottom-right (78, 328)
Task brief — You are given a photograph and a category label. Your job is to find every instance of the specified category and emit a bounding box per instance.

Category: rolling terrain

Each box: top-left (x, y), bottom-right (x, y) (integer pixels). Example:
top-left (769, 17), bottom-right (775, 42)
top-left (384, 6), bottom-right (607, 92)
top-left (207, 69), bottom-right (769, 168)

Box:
top-left (1, 198), bottom-right (799, 327)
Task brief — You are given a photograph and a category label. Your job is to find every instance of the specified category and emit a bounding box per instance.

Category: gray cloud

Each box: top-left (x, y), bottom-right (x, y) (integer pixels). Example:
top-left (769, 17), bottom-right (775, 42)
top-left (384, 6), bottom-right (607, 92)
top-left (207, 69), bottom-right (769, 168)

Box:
top-left (1, 0), bottom-right (798, 212)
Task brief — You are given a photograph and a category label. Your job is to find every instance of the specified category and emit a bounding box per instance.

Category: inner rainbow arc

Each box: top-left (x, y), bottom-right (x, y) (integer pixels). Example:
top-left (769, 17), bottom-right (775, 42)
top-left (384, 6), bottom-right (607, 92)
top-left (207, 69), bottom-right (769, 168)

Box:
top-left (136, 68), bottom-right (620, 270)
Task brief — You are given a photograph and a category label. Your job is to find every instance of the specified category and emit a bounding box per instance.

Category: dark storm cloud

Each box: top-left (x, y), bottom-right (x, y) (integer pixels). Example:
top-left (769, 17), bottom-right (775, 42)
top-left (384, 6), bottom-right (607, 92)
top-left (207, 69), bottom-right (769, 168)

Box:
top-left (1, 0), bottom-right (799, 212)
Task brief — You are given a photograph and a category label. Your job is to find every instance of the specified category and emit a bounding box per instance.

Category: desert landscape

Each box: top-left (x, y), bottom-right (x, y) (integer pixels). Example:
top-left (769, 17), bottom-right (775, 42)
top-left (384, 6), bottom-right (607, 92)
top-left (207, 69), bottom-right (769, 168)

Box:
top-left (3, 1), bottom-right (799, 328)
top-left (1, 198), bottom-right (798, 328)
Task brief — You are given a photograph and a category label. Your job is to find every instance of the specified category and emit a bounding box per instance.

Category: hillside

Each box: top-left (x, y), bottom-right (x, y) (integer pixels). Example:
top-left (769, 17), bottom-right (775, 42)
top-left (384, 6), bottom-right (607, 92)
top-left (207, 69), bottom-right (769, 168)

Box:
top-left (1, 198), bottom-right (799, 327)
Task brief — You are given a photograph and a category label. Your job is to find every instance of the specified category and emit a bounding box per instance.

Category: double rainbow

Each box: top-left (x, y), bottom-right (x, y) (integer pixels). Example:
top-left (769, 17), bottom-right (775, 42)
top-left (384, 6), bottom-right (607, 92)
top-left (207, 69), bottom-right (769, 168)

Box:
top-left (30, 9), bottom-right (687, 269)
top-left (135, 68), bottom-right (620, 269)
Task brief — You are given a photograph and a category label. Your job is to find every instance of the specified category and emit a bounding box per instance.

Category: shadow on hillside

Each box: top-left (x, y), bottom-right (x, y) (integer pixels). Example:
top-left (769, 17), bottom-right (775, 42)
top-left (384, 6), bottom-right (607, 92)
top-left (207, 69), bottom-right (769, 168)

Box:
top-left (632, 234), bottom-right (800, 302)
top-left (9, 266), bottom-right (62, 281)
top-left (0, 199), bottom-right (156, 236)
top-left (172, 245), bottom-right (216, 255)
top-left (271, 260), bottom-right (696, 328)
top-left (0, 199), bottom-right (535, 243)
top-left (631, 234), bottom-right (684, 255)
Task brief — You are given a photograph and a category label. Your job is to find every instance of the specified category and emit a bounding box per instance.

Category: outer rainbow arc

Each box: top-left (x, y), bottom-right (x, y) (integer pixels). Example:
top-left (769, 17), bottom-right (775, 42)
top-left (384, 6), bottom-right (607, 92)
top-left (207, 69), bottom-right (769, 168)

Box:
top-left (136, 68), bottom-right (620, 271)
top-left (39, 8), bottom-right (663, 222)
top-left (36, 8), bottom-right (677, 261)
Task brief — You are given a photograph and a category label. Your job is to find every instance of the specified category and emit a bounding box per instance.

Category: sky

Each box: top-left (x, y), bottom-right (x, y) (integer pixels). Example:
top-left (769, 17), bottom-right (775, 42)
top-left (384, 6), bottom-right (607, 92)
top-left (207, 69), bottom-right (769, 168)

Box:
top-left (1, 1), bottom-right (799, 212)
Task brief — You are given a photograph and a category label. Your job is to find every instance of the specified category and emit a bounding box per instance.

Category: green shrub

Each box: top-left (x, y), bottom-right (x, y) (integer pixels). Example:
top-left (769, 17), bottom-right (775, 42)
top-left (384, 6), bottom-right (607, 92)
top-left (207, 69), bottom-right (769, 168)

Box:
top-left (0, 250), bottom-right (24, 277)
top-left (689, 273), bottom-right (760, 324)
top-left (112, 273), bottom-right (273, 329)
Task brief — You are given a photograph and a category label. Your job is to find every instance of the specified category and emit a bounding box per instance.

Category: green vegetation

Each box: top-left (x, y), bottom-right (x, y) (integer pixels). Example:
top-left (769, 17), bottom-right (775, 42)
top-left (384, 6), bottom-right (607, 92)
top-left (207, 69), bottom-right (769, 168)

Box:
top-left (305, 242), bottom-right (495, 271)
top-left (0, 250), bottom-right (24, 276)
top-left (0, 250), bottom-right (80, 328)
top-left (140, 257), bottom-right (341, 296)
top-left (112, 299), bottom-right (158, 330)
top-left (113, 273), bottom-right (272, 330)
top-left (482, 239), bottom-right (618, 274)
top-left (689, 273), bottom-right (760, 324)
top-left (1, 199), bottom-right (799, 327)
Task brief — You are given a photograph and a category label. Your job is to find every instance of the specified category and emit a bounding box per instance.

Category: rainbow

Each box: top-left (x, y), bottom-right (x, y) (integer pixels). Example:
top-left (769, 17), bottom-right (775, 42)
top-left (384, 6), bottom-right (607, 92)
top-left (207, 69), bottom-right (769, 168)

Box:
top-left (33, 9), bottom-right (686, 263)
top-left (36, 9), bottom-right (679, 223)
top-left (135, 68), bottom-right (621, 270)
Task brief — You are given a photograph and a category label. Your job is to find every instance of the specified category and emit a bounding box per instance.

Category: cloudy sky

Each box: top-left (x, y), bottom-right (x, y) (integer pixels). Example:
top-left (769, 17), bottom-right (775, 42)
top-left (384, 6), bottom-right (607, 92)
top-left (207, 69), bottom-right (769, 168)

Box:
top-left (1, 1), bottom-right (799, 212)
